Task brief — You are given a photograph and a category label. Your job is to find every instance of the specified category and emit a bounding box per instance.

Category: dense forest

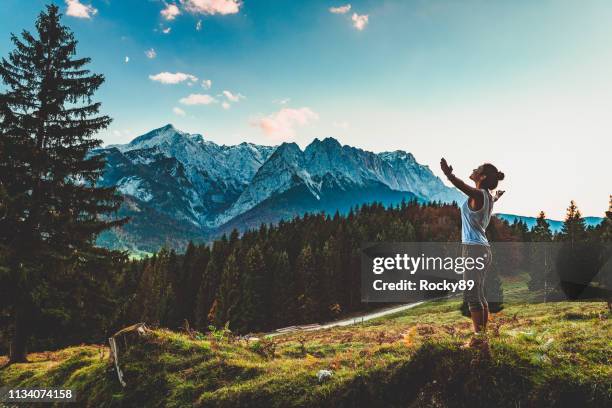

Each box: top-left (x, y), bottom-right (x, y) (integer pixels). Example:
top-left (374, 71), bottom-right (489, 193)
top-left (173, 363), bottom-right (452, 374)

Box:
top-left (2, 195), bottom-right (611, 355)
top-left (1, 5), bottom-right (611, 362)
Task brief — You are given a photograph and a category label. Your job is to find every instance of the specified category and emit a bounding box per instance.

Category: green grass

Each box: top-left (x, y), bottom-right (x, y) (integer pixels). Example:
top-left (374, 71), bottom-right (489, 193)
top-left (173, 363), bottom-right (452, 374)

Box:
top-left (1, 279), bottom-right (611, 407)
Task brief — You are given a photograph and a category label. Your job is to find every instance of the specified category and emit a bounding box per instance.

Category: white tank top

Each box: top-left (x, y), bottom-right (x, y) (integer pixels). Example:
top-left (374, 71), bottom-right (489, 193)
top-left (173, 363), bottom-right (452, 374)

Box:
top-left (461, 189), bottom-right (493, 246)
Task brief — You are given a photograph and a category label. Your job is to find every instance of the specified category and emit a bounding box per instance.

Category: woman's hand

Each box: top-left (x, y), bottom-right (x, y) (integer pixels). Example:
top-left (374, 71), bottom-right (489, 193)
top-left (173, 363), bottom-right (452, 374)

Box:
top-left (440, 157), bottom-right (481, 200)
top-left (494, 190), bottom-right (505, 202)
top-left (440, 158), bottom-right (453, 177)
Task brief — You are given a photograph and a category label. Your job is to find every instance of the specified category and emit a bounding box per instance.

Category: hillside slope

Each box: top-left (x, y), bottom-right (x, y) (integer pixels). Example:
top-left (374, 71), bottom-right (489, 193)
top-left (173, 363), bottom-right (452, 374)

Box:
top-left (1, 282), bottom-right (610, 407)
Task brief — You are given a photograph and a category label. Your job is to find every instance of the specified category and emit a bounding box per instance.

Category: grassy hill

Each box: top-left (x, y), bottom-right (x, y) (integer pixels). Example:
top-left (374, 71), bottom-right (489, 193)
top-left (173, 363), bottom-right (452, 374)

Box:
top-left (1, 280), bottom-right (610, 407)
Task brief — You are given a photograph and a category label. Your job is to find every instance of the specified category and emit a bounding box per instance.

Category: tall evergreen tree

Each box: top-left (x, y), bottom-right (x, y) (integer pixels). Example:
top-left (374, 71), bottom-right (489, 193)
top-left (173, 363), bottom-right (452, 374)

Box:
top-left (212, 252), bottom-right (242, 329)
top-left (271, 250), bottom-right (296, 327)
top-left (132, 258), bottom-right (159, 325)
top-left (0, 5), bottom-right (123, 362)
top-left (560, 201), bottom-right (587, 244)
top-left (532, 211), bottom-right (552, 242)
top-left (528, 211), bottom-right (553, 291)
top-left (194, 238), bottom-right (227, 330)
top-left (239, 245), bottom-right (267, 332)
top-left (602, 196), bottom-right (612, 242)
top-left (296, 244), bottom-right (325, 322)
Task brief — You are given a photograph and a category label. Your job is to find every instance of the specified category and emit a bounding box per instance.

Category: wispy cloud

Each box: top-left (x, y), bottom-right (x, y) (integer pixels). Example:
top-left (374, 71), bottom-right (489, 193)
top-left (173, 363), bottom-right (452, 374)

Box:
top-left (329, 4), bottom-right (351, 14)
top-left (196, 20), bottom-right (203, 31)
top-left (124, 56), bottom-right (129, 63)
top-left (162, 27), bottom-right (172, 34)
top-left (111, 129), bottom-right (132, 138)
top-left (274, 97), bottom-right (291, 105)
top-left (351, 13), bottom-right (369, 30)
top-left (149, 72), bottom-right (198, 84)
top-left (161, 3), bottom-right (181, 20)
top-left (179, 93), bottom-right (217, 105)
top-left (181, 0), bottom-right (241, 15)
top-left (65, 0), bottom-right (97, 19)
top-left (222, 101), bottom-right (231, 109)
top-left (254, 107), bottom-right (319, 141)
top-left (173, 107), bottom-right (186, 116)
top-left (201, 79), bottom-right (212, 89)
top-left (145, 48), bottom-right (157, 59)
top-left (222, 90), bottom-right (245, 102)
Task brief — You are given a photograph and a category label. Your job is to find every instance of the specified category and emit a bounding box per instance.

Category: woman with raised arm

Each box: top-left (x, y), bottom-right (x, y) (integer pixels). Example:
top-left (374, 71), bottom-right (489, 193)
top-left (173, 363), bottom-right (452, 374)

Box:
top-left (440, 158), bottom-right (505, 347)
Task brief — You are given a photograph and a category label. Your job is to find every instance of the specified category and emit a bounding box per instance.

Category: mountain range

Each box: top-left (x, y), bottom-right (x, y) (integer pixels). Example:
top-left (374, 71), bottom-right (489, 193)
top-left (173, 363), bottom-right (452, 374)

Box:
top-left (94, 124), bottom-right (464, 252)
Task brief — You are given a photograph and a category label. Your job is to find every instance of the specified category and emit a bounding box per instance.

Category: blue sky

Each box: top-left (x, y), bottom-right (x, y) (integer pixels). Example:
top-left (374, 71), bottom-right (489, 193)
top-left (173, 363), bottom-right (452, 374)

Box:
top-left (1, 0), bottom-right (611, 219)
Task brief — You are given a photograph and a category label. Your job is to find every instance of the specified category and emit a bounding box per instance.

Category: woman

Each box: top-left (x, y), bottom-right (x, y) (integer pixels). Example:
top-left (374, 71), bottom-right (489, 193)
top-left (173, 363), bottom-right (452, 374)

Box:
top-left (440, 158), bottom-right (505, 345)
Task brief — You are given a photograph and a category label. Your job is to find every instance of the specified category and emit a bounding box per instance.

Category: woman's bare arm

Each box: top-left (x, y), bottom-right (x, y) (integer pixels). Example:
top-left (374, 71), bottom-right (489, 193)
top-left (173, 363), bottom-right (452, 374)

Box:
top-left (440, 158), bottom-right (482, 199)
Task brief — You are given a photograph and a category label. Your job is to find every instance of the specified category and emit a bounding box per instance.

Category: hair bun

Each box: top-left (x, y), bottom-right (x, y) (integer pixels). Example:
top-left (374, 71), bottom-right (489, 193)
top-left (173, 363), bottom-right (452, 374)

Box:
top-left (497, 171), bottom-right (505, 181)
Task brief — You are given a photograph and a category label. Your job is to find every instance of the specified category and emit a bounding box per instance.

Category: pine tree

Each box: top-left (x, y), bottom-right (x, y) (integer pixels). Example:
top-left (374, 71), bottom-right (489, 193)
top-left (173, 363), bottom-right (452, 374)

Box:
top-left (176, 242), bottom-right (196, 325)
top-left (296, 244), bottom-right (325, 322)
top-left (239, 245), bottom-right (267, 332)
top-left (133, 258), bottom-right (160, 325)
top-left (0, 5), bottom-right (123, 363)
top-left (528, 211), bottom-right (553, 291)
top-left (271, 250), bottom-right (296, 327)
top-left (561, 201), bottom-right (587, 244)
top-left (194, 238), bottom-right (226, 330)
top-left (557, 201), bottom-right (598, 300)
top-left (212, 252), bottom-right (242, 329)
top-left (602, 195), bottom-right (612, 242)
top-left (532, 211), bottom-right (552, 242)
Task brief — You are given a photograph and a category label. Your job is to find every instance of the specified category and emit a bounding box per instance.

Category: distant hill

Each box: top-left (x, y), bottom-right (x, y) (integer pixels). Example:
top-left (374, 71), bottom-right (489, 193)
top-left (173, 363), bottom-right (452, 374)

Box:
top-left (495, 213), bottom-right (604, 233)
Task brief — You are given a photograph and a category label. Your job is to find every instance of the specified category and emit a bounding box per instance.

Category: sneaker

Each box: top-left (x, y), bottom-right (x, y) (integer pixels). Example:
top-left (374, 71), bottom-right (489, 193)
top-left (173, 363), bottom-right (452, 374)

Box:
top-left (462, 333), bottom-right (489, 350)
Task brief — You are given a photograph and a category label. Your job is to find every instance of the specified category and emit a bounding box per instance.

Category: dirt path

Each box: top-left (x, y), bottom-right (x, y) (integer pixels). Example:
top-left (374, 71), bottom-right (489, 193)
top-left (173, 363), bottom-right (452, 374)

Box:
top-left (264, 300), bottom-right (427, 338)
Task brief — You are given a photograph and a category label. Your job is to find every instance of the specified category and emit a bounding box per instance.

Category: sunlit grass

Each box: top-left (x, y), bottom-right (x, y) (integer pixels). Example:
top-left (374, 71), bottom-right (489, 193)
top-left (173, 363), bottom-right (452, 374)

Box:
top-left (1, 278), bottom-right (610, 407)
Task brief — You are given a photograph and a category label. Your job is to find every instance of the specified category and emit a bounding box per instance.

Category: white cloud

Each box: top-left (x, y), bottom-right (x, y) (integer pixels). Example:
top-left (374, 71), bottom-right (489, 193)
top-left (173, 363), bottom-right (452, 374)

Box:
top-left (196, 20), bottom-right (203, 31)
top-left (149, 72), bottom-right (198, 84)
top-left (111, 129), bottom-right (132, 138)
top-left (65, 0), bottom-right (97, 19)
top-left (254, 107), bottom-right (319, 141)
top-left (162, 27), bottom-right (172, 34)
top-left (201, 79), bottom-right (212, 89)
top-left (173, 107), bottom-right (186, 116)
top-left (222, 101), bottom-right (231, 109)
top-left (145, 48), bottom-right (157, 59)
top-left (161, 3), bottom-right (181, 20)
top-left (351, 13), bottom-right (369, 30)
top-left (124, 56), bottom-right (129, 63)
top-left (179, 93), bottom-right (217, 105)
top-left (222, 90), bottom-right (245, 102)
top-left (274, 97), bottom-right (291, 105)
top-left (329, 4), bottom-right (351, 14)
top-left (181, 0), bottom-right (241, 15)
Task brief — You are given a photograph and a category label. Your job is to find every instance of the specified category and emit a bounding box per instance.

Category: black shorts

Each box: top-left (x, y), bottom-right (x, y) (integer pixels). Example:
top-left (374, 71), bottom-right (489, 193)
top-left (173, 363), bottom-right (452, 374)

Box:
top-left (462, 244), bottom-right (493, 311)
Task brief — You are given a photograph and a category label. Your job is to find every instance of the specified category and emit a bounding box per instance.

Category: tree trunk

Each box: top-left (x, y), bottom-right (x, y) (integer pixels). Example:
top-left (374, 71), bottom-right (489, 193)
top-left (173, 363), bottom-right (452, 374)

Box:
top-left (9, 307), bottom-right (28, 364)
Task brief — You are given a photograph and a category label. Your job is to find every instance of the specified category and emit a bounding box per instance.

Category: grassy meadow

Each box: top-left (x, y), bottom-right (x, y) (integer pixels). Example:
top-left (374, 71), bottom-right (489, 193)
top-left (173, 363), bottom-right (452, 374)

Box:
top-left (1, 278), bottom-right (610, 407)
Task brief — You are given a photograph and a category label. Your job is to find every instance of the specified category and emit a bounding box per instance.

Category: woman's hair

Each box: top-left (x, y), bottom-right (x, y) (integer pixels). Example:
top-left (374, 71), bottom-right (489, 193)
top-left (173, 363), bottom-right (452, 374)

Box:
top-left (480, 163), bottom-right (505, 190)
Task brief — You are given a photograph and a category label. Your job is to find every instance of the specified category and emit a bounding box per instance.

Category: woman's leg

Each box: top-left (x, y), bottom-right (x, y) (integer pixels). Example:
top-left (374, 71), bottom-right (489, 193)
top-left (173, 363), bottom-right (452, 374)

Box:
top-left (470, 309), bottom-right (485, 333)
top-left (464, 245), bottom-right (489, 333)
top-left (464, 272), bottom-right (485, 332)
top-left (480, 247), bottom-right (492, 330)
top-left (482, 305), bottom-right (489, 330)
